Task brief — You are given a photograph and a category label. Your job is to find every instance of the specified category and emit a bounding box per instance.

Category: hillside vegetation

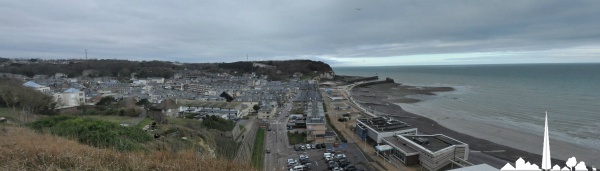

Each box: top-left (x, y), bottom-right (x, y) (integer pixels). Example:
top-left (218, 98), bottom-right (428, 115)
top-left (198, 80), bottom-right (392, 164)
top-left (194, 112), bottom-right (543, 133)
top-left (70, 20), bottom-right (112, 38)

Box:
top-left (0, 78), bottom-right (56, 116)
top-left (29, 115), bottom-right (152, 151)
top-left (0, 59), bottom-right (333, 80)
top-left (0, 125), bottom-right (252, 171)
top-left (1, 60), bottom-right (179, 78)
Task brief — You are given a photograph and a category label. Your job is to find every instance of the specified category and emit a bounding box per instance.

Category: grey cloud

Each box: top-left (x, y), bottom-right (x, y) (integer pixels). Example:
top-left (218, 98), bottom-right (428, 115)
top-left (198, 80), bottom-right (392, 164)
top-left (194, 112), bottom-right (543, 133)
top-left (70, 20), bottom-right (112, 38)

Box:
top-left (1, 0), bottom-right (600, 64)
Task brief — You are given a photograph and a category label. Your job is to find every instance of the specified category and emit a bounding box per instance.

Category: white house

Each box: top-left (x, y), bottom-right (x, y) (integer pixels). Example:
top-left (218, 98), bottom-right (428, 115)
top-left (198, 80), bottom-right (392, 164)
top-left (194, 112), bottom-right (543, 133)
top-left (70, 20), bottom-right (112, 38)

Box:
top-left (23, 81), bottom-right (51, 94)
top-left (53, 88), bottom-right (85, 108)
top-left (257, 105), bottom-right (277, 119)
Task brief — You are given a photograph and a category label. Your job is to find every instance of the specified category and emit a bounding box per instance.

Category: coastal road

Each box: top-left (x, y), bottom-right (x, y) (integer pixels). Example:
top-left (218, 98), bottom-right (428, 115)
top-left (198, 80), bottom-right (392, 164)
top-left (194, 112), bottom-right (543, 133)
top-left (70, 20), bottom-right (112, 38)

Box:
top-left (264, 101), bottom-right (293, 171)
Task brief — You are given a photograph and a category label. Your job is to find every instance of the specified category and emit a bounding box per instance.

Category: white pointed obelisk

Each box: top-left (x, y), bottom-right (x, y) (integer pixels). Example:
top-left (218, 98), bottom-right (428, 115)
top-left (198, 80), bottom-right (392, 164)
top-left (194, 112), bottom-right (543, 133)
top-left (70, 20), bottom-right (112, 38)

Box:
top-left (541, 111), bottom-right (551, 170)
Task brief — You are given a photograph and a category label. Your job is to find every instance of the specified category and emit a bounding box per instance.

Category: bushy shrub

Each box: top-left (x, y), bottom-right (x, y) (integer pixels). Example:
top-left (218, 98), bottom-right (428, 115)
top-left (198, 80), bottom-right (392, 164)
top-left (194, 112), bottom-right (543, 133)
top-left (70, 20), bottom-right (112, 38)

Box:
top-left (29, 115), bottom-right (152, 151)
top-left (29, 115), bottom-right (76, 131)
top-left (201, 115), bottom-right (235, 132)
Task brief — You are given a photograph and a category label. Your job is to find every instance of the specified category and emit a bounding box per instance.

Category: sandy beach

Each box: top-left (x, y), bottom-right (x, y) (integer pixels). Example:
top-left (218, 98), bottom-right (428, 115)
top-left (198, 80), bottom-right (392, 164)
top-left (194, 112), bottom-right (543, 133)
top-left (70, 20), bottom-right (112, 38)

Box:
top-left (351, 82), bottom-right (600, 167)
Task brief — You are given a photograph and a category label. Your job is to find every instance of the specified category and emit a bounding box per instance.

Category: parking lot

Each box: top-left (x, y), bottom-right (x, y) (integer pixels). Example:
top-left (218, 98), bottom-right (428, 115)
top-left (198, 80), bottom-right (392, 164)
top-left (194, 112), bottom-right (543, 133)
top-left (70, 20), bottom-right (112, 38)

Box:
top-left (280, 143), bottom-right (370, 171)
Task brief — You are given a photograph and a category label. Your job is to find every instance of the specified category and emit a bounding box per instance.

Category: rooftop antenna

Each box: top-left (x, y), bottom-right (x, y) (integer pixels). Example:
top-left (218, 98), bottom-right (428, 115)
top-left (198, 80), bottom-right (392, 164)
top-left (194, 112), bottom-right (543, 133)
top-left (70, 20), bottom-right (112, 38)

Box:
top-left (85, 49), bottom-right (88, 60)
top-left (247, 54), bottom-right (248, 61)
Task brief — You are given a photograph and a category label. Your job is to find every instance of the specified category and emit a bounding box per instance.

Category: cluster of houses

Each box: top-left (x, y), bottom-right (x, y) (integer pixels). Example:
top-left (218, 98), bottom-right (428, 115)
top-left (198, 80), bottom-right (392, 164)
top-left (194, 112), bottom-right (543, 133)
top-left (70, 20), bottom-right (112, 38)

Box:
top-left (285, 81), bottom-right (337, 143)
top-left (1, 68), bottom-right (331, 120)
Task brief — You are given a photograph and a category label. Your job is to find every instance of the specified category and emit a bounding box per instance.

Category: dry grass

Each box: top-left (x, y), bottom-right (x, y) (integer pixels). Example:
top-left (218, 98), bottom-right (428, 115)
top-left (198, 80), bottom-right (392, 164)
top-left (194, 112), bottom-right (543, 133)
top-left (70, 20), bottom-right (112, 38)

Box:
top-left (0, 125), bottom-right (253, 171)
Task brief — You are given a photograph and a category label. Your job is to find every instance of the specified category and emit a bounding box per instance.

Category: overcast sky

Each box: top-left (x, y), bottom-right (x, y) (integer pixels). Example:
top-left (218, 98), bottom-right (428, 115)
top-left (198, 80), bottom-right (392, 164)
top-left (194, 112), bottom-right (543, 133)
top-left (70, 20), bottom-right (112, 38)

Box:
top-left (2, 1), bottom-right (600, 66)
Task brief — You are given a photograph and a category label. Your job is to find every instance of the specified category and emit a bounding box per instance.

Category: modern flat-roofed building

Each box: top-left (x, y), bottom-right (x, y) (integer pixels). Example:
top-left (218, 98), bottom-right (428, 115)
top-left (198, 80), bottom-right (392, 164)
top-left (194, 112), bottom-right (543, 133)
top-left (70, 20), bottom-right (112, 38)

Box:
top-left (379, 134), bottom-right (469, 171)
top-left (355, 117), bottom-right (418, 144)
top-left (379, 137), bottom-right (420, 166)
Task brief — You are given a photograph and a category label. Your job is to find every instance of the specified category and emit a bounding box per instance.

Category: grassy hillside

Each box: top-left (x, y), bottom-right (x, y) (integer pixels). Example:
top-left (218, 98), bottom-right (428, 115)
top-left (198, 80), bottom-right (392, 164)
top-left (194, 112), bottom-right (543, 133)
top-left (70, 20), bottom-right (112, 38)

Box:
top-left (251, 128), bottom-right (266, 169)
top-left (0, 125), bottom-right (252, 171)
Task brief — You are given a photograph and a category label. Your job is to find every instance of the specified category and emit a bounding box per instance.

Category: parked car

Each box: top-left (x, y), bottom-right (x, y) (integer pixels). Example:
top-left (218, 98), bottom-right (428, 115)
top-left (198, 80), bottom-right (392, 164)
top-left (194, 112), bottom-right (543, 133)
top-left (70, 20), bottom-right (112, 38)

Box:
top-left (300, 145), bottom-right (306, 151)
top-left (325, 149), bottom-right (334, 153)
top-left (327, 161), bottom-right (339, 169)
top-left (311, 144), bottom-right (316, 149)
top-left (305, 144), bottom-right (311, 150)
top-left (287, 159), bottom-right (298, 166)
top-left (294, 146), bottom-right (300, 151)
top-left (266, 149), bottom-right (271, 154)
top-left (332, 167), bottom-right (343, 171)
top-left (290, 165), bottom-right (306, 171)
top-left (299, 154), bottom-right (309, 160)
top-left (299, 158), bottom-right (311, 165)
top-left (344, 165), bottom-right (357, 171)
top-left (339, 160), bottom-right (350, 167)
top-left (335, 154), bottom-right (347, 160)
top-left (323, 152), bottom-right (332, 159)
top-left (302, 163), bottom-right (312, 169)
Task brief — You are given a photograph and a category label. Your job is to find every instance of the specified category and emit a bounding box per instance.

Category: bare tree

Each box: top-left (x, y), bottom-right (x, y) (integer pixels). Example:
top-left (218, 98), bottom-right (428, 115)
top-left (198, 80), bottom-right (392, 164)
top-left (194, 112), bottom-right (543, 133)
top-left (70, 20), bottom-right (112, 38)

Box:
top-left (0, 79), bottom-right (22, 110)
top-left (0, 86), bottom-right (19, 110)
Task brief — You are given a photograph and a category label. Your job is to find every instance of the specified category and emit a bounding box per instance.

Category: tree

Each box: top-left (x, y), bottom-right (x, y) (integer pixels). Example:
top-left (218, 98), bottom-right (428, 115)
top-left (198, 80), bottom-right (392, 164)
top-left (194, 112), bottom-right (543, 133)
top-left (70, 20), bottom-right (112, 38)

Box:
top-left (253, 105), bottom-right (261, 112)
top-left (136, 98), bottom-right (151, 107)
top-left (0, 84), bottom-right (20, 110)
top-left (96, 96), bottom-right (116, 106)
top-left (0, 78), bottom-right (56, 117)
top-left (77, 99), bottom-right (88, 115)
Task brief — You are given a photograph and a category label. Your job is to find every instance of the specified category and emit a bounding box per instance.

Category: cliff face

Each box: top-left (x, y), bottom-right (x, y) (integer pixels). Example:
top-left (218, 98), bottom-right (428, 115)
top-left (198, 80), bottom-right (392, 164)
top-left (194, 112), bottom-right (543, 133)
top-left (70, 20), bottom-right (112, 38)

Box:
top-left (217, 60), bottom-right (334, 80)
top-left (256, 60), bottom-right (334, 80)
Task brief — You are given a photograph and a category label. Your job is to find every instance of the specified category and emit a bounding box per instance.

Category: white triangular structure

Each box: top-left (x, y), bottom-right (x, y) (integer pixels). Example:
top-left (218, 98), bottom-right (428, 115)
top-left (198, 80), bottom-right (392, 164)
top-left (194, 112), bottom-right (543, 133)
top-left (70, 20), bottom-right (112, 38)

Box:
top-left (542, 112), bottom-right (551, 170)
top-left (501, 163), bottom-right (516, 170)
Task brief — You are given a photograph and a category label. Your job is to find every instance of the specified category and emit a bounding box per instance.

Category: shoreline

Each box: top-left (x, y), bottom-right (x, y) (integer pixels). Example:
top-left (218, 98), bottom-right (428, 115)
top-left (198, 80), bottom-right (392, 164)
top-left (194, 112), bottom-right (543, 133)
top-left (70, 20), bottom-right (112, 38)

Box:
top-left (349, 82), bottom-right (573, 168)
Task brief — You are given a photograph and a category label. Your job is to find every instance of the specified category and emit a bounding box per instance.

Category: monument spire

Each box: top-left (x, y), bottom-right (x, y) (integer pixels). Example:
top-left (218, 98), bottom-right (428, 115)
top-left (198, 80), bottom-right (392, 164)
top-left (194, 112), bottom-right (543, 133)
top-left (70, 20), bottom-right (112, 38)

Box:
top-left (542, 111), bottom-right (551, 170)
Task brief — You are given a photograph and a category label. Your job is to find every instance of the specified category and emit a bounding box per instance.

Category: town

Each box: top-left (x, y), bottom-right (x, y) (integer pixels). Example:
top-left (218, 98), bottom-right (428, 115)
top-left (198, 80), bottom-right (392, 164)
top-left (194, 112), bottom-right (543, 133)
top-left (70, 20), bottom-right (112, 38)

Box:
top-left (1, 58), bottom-right (501, 171)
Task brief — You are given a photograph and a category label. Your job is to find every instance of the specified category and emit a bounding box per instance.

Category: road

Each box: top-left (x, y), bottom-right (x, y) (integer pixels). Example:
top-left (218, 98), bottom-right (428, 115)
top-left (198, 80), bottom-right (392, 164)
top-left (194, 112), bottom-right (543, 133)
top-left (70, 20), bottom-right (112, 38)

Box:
top-left (264, 100), bottom-right (293, 171)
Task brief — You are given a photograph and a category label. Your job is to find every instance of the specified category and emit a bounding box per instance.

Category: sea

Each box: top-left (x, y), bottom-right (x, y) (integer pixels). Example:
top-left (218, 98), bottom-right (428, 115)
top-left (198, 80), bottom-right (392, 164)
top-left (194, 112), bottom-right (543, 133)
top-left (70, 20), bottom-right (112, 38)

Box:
top-left (334, 63), bottom-right (600, 151)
